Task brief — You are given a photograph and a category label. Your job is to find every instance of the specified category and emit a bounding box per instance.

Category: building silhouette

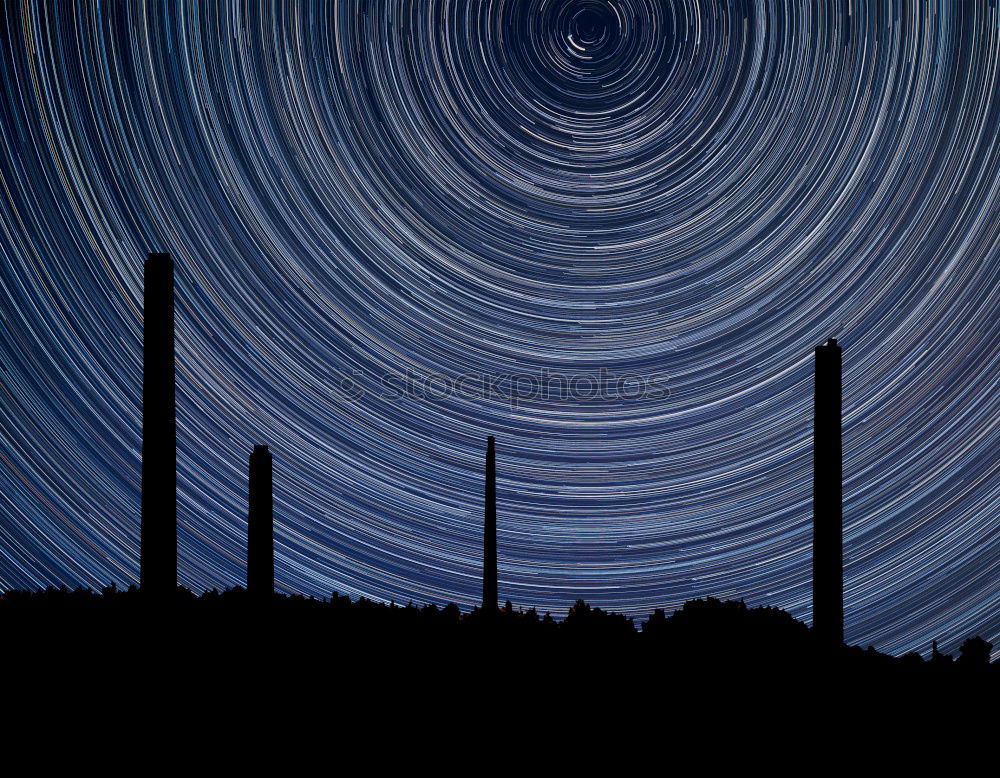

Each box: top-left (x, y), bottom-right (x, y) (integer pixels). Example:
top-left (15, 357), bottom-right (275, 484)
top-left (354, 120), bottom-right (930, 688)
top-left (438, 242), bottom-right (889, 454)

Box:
top-left (140, 252), bottom-right (176, 596)
top-left (247, 445), bottom-right (274, 597)
top-left (813, 338), bottom-right (844, 646)
top-left (483, 436), bottom-right (497, 611)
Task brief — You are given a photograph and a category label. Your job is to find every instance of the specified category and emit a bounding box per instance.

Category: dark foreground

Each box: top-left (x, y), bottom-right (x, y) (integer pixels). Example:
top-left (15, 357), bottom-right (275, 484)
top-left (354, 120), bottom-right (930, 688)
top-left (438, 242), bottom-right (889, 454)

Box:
top-left (1, 587), bottom-right (993, 680)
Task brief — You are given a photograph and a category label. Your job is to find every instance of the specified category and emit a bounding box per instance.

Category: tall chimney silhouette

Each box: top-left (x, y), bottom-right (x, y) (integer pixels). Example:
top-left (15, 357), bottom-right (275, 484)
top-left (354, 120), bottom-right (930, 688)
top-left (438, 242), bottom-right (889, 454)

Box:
top-left (483, 436), bottom-right (497, 611)
top-left (813, 338), bottom-right (843, 647)
top-left (141, 253), bottom-right (176, 596)
top-left (247, 445), bottom-right (274, 598)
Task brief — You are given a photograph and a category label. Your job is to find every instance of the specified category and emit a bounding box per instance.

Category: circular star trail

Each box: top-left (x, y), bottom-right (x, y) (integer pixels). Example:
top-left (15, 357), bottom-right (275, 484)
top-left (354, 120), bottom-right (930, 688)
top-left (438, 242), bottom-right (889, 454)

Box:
top-left (0, 0), bottom-right (997, 658)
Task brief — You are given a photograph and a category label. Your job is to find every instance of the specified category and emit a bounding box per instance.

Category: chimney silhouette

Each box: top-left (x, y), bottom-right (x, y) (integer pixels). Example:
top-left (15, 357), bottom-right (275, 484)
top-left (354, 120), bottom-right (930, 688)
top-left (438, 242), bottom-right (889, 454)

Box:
top-left (247, 445), bottom-right (274, 598)
top-left (140, 253), bottom-right (176, 596)
top-left (483, 436), bottom-right (497, 611)
top-left (813, 338), bottom-right (843, 647)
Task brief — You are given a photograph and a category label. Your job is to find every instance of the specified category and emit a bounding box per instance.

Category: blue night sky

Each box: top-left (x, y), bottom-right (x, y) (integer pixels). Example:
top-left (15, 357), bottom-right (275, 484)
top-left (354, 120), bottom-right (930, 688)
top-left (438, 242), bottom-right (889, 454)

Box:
top-left (0, 1), bottom-right (997, 657)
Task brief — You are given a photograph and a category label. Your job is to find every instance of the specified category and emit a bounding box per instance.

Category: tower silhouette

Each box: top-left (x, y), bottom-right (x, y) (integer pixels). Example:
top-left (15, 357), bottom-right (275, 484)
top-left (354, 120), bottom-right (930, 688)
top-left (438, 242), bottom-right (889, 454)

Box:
top-left (140, 253), bottom-right (176, 596)
top-left (247, 444), bottom-right (274, 598)
top-left (813, 338), bottom-right (843, 647)
top-left (483, 436), bottom-right (497, 611)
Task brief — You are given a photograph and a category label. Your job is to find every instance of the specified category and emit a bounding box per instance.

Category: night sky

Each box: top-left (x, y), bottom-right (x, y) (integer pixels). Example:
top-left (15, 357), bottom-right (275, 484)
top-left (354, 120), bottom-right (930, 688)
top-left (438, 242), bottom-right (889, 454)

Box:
top-left (0, 1), bottom-right (997, 658)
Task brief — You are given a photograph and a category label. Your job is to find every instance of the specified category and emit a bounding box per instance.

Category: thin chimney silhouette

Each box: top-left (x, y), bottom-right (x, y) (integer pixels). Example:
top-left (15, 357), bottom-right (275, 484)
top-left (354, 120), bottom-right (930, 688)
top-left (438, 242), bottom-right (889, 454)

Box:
top-left (140, 253), bottom-right (176, 596)
top-left (483, 436), bottom-right (497, 611)
top-left (813, 338), bottom-right (843, 647)
top-left (247, 444), bottom-right (274, 597)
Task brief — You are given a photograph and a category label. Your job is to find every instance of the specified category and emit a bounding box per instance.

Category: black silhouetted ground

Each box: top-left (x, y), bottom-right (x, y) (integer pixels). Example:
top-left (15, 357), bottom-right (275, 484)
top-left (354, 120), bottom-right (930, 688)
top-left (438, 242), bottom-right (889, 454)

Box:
top-left (1, 586), bottom-right (992, 678)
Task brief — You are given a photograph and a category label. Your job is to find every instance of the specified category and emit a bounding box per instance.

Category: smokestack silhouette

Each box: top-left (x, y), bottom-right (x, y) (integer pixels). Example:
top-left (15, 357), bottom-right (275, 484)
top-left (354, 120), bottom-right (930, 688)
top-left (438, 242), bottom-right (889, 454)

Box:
top-left (141, 253), bottom-right (176, 596)
top-left (813, 338), bottom-right (843, 647)
top-left (247, 445), bottom-right (273, 598)
top-left (483, 436), bottom-right (497, 611)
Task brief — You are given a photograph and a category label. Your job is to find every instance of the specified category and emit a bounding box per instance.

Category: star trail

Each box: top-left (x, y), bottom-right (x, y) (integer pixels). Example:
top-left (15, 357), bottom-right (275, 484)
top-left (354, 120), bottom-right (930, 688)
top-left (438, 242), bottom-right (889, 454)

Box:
top-left (0, 0), bottom-right (998, 658)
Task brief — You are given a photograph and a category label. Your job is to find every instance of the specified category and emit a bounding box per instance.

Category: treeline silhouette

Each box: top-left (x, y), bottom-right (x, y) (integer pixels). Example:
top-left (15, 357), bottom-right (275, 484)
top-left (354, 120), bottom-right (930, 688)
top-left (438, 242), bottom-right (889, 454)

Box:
top-left (1, 586), bottom-right (992, 674)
